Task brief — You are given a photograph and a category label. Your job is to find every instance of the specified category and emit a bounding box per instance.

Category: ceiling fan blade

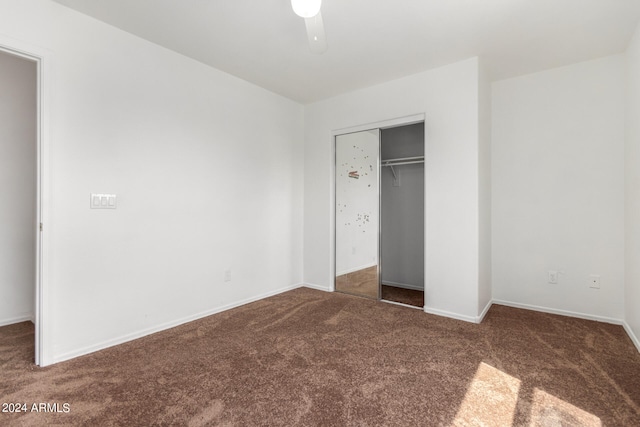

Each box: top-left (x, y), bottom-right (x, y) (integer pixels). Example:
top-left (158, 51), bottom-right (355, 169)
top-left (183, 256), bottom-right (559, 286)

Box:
top-left (304, 12), bottom-right (327, 54)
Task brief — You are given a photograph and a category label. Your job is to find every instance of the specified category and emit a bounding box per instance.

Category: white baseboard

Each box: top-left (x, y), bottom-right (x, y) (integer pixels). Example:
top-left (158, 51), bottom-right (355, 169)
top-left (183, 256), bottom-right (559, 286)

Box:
top-left (492, 299), bottom-right (623, 325)
top-left (0, 314), bottom-right (33, 327)
top-left (51, 283), bottom-right (303, 365)
top-left (477, 300), bottom-right (492, 323)
top-left (303, 283), bottom-right (333, 292)
top-left (381, 280), bottom-right (424, 291)
top-left (622, 321), bottom-right (640, 353)
top-left (423, 306), bottom-right (478, 324)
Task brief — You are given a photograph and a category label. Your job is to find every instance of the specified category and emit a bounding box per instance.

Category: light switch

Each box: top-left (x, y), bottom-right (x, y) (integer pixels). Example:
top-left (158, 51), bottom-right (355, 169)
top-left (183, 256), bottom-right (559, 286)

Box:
top-left (90, 194), bottom-right (117, 209)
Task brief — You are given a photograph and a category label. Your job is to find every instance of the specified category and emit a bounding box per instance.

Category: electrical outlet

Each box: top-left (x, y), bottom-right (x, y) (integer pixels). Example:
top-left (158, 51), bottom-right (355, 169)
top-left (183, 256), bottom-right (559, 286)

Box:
top-left (589, 274), bottom-right (600, 289)
top-left (548, 270), bottom-right (558, 284)
top-left (224, 269), bottom-right (232, 282)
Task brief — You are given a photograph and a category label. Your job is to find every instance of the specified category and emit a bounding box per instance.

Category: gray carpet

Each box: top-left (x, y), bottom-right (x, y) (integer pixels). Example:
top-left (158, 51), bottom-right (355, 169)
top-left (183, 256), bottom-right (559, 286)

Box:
top-left (1, 287), bottom-right (639, 426)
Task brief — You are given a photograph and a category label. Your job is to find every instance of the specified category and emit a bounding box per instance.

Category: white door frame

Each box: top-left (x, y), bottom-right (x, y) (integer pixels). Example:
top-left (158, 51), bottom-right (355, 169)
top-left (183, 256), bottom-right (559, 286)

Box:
top-left (0, 36), bottom-right (52, 366)
top-left (330, 114), bottom-right (426, 294)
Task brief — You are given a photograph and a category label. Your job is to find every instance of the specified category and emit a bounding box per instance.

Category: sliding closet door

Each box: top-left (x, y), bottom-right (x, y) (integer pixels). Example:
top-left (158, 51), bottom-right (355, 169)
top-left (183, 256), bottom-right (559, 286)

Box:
top-left (335, 130), bottom-right (380, 299)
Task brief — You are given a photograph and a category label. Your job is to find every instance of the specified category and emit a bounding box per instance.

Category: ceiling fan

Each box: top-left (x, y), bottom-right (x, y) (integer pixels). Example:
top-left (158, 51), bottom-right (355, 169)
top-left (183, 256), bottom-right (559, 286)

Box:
top-left (291, 0), bottom-right (327, 54)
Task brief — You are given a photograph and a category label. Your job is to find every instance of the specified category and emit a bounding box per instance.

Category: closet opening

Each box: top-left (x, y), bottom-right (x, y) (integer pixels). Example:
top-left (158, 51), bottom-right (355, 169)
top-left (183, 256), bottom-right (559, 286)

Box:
top-left (334, 118), bottom-right (425, 309)
top-left (380, 123), bottom-right (424, 308)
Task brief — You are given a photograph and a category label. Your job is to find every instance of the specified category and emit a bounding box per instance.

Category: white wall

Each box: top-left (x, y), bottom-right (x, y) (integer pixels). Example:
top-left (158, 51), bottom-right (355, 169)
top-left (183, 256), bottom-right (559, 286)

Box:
top-left (380, 125), bottom-right (424, 290)
top-left (492, 55), bottom-right (625, 320)
top-left (0, 0), bottom-right (304, 364)
top-left (335, 130), bottom-right (379, 275)
top-left (304, 58), bottom-right (483, 321)
top-left (625, 22), bottom-right (640, 346)
top-left (0, 51), bottom-right (37, 326)
top-left (478, 58), bottom-right (492, 316)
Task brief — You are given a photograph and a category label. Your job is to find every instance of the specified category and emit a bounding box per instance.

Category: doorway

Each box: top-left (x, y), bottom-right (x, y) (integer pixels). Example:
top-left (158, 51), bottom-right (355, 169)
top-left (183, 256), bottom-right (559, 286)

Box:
top-left (380, 123), bottom-right (425, 307)
top-left (334, 118), bottom-right (425, 308)
top-left (0, 46), bottom-right (42, 365)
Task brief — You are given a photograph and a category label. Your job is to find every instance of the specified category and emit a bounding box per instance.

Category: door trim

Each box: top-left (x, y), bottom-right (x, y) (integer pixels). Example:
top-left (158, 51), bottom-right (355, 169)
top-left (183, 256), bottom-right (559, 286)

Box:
top-left (0, 36), bottom-right (52, 366)
top-left (330, 113), bottom-right (426, 297)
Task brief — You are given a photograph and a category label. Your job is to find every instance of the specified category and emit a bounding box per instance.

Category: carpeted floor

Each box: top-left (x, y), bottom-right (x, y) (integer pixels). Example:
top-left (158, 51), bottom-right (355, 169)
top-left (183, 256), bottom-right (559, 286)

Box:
top-left (1, 287), bottom-right (640, 426)
top-left (381, 284), bottom-right (424, 307)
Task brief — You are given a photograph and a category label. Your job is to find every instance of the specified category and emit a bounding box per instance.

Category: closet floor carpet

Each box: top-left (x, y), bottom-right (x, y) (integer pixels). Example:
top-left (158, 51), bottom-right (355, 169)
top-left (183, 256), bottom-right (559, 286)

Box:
top-left (2, 287), bottom-right (640, 426)
top-left (381, 285), bottom-right (424, 307)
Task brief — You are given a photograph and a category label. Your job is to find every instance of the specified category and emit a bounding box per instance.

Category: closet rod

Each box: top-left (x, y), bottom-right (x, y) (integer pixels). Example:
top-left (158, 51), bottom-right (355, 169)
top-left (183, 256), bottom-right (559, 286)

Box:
top-left (382, 160), bottom-right (424, 167)
top-left (381, 156), bottom-right (424, 167)
top-left (381, 156), bottom-right (423, 163)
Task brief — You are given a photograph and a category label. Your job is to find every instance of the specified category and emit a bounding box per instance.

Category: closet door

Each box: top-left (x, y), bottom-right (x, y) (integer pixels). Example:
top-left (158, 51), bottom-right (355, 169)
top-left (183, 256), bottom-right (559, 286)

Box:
top-left (334, 130), bottom-right (380, 299)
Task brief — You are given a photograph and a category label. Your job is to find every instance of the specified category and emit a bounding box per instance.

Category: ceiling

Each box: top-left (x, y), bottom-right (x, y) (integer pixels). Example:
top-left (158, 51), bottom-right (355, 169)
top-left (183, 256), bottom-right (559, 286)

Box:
top-left (52, 0), bottom-right (640, 104)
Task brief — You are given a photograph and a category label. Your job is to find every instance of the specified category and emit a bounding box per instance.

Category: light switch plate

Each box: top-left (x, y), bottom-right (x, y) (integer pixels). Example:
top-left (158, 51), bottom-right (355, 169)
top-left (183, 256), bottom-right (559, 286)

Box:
top-left (90, 193), bottom-right (117, 209)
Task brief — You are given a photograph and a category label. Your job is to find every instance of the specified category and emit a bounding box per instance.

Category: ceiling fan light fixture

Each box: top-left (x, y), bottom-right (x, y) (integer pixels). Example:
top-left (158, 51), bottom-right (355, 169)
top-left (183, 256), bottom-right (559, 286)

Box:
top-left (291, 0), bottom-right (322, 18)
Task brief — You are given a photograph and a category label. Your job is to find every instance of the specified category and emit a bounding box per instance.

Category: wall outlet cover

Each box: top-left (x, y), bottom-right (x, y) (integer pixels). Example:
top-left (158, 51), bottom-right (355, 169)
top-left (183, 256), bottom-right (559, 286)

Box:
top-left (90, 193), bottom-right (117, 209)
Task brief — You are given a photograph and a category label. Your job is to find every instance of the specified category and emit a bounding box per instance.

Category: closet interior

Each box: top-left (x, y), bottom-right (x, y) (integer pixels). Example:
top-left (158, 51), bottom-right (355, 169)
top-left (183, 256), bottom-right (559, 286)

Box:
top-left (335, 122), bottom-right (424, 308)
